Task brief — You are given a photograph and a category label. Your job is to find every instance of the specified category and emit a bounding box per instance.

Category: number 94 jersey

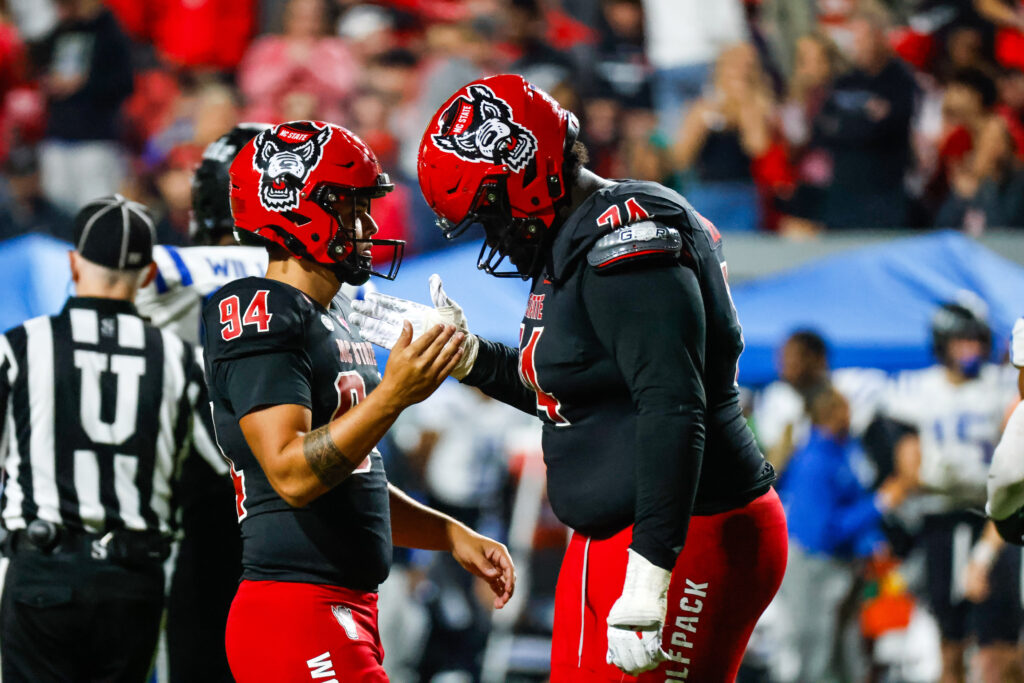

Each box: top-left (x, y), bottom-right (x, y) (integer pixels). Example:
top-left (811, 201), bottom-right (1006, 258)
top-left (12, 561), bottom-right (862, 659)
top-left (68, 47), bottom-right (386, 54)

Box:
top-left (202, 277), bottom-right (391, 591)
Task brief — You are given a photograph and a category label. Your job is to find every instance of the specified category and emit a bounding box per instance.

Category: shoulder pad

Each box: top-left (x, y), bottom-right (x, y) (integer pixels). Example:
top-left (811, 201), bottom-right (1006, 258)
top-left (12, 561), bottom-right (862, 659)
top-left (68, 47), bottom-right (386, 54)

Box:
top-left (586, 221), bottom-right (682, 270)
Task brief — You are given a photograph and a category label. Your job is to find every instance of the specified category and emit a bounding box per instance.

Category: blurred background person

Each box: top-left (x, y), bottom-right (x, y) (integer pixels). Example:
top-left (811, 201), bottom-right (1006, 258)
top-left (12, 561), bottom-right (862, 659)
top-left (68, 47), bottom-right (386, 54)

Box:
top-left (878, 299), bottom-right (1020, 683)
top-left (386, 383), bottom-right (526, 682)
top-left (775, 385), bottom-right (913, 683)
top-left (0, 144), bottom-right (72, 241)
top-left (753, 329), bottom-right (831, 471)
top-left (32, 0), bottom-right (133, 213)
top-left (932, 68), bottom-right (1024, 230)
top-left (814, 7), bottom-right (919, 229)
top-left (671, 42), bottom-right (776, 232)
top-left (237, 0), bottom-right (357, 125)
top-left (642, 0), bottom-right (748, 136)
top-left (776, 33), bottom-right (843, 238)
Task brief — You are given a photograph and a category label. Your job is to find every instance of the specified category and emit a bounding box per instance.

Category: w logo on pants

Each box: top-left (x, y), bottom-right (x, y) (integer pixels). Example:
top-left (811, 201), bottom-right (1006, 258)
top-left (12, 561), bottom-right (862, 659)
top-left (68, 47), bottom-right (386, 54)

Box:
top-left (331, 605), bottom-right (359, 640)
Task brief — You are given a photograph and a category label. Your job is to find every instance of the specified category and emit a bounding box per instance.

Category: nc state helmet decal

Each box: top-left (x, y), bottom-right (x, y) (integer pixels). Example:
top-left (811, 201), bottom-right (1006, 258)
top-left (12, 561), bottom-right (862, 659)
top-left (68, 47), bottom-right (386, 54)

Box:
top-left (431, 85), bottom-right (538, 172)
top-left (252, 122), bottom-right (333, 211)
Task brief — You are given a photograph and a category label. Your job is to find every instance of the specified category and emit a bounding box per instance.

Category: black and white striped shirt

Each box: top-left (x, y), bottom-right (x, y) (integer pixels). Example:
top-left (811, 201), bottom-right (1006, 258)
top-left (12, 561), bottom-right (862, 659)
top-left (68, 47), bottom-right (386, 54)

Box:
top-left (0, 297), bottom-right (221, 534)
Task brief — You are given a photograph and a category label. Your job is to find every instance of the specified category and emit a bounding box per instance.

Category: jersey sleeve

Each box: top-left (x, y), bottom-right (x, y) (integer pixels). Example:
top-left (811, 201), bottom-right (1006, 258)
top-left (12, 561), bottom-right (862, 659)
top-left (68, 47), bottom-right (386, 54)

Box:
top-left (581, 259), bottom-right (707, 571)
top-left (461, 337), bottom-right (536, 415)
top-left (203, 282), bottom-right (313, 418)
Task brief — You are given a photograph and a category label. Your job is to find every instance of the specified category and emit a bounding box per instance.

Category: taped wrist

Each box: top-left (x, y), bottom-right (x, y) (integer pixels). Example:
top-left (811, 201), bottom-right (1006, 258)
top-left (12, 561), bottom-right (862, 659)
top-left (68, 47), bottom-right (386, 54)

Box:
top-left (607, 549), bottom-right (672, 630)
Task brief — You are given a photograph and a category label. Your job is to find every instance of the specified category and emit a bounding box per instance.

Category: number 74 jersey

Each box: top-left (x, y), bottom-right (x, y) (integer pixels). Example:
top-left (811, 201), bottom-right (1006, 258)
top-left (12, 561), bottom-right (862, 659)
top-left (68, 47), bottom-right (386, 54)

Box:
top-left (201, 277), bottom-right (391, 590)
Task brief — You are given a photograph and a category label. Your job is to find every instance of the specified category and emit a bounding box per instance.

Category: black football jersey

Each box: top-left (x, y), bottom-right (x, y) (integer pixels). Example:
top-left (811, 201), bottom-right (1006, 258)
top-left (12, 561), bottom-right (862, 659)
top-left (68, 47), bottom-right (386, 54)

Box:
top-left (464, 181), bottom-right (773, 569)
top-left (202, 277), bottom-right (391, 590)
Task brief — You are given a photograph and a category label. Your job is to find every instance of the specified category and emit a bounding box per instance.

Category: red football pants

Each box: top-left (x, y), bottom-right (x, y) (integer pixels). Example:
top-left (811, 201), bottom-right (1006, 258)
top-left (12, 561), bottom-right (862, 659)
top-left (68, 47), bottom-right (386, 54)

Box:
top-left (225, 579), bottom-right (387, 682)
top-left (550, 488), bottom-right (788, 682)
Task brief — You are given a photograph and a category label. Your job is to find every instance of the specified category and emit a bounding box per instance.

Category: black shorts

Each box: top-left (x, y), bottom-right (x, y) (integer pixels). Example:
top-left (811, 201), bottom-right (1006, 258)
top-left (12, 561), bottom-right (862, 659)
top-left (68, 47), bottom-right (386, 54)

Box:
top-left (922, 511), bottom-right (1023, 644)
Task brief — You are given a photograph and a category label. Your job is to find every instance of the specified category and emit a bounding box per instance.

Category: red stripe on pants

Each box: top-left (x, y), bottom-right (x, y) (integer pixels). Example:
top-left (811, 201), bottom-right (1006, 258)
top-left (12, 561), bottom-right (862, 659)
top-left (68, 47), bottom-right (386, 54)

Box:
top-left (550, 487), bottom-right (788, 682)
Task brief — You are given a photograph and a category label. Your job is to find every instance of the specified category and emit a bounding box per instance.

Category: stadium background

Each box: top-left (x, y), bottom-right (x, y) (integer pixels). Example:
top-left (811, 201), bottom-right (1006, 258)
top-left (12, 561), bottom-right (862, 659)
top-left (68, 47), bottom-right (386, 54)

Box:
top-left (3, 0), bottom-right (1024, 681)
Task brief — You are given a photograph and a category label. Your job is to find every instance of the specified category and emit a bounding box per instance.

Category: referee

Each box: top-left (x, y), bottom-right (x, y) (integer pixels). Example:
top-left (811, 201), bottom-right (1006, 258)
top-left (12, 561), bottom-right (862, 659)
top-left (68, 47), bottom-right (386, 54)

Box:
top-left (0, 195), bottom-right (221, 682)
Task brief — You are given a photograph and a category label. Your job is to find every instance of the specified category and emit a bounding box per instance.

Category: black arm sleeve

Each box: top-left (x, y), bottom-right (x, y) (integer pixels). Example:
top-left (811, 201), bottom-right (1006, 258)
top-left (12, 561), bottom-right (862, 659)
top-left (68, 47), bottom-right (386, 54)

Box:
top-left (461, 336), bottom-right (536, 415)
top-left (581, 262), bottom-right (707, 570)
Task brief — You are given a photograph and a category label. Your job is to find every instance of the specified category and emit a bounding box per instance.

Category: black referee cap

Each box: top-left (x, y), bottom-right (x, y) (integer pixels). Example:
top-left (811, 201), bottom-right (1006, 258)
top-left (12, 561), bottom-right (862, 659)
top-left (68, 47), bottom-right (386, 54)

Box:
top-left (73, 195), bottom-right (156, 270)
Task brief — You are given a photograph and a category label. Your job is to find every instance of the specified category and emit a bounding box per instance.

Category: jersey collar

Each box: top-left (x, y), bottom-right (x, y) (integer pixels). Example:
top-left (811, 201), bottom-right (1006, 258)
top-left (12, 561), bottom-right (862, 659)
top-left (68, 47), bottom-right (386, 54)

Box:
top-left (63, 296), bottom-right (140, 317)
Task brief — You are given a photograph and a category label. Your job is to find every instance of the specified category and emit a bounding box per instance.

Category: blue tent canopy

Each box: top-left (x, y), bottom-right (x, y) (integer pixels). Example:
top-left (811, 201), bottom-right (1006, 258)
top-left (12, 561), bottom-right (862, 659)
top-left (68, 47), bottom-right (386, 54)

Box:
top-left (0, 234), bottom-right (72, 333)
top-left (731, 230), bottom-right (1024, 385)
top-left (380, 231), bottom-right (1024, 387)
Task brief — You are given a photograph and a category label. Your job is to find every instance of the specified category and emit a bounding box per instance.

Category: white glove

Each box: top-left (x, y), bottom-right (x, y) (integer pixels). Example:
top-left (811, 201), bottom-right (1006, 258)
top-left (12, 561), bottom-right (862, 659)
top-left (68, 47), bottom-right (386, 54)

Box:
top-left (606, 549), bottom-right (673, 675)
top-left (988, 400), bottom-right (1024, 519)
top-left (350, 274), bottom-right (479, 380)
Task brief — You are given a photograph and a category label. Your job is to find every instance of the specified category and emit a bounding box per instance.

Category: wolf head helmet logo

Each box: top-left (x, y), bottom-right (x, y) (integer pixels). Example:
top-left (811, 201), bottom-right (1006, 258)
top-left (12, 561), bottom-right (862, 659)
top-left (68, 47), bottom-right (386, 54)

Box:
top-left (431, 85), bottom-right (538, 172)
top-left (252, 122), bottom-right (333, 211)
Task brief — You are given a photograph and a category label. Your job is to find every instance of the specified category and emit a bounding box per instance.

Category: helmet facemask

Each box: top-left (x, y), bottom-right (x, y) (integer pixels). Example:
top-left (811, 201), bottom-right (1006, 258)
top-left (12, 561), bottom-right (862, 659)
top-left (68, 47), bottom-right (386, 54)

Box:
top-left (312, 181), bottom-right (404, 285)
top-left (437, 175), bottom-right (556, 281)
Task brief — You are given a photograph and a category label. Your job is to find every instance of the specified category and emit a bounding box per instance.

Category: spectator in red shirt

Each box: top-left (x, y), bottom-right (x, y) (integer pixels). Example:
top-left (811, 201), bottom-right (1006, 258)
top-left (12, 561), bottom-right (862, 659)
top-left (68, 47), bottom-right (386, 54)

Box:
top-left (104, 0), bottom-right (254, 72)
top-left (237, 0), bottom-right (358, 125)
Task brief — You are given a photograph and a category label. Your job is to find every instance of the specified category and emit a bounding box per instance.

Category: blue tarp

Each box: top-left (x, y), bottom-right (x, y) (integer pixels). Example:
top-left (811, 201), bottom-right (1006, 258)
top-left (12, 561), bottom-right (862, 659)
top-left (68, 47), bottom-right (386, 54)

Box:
top-left (730, 230), bottom-right (1024, 385)
top-left (2, 231), bottom-right (1020, 388)
top-left (378, 231), bottom-right (1024, 386)
top-left (0, 234), bottom-right (72, 333)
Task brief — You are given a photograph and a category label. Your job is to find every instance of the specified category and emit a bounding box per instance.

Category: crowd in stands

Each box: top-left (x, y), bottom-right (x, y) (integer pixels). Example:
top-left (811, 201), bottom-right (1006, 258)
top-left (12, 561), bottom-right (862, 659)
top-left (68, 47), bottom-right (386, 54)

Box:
top-left (2, 2), bottom-right (1022, 681)
top-left (5, 0), bottom-right (1024, 247)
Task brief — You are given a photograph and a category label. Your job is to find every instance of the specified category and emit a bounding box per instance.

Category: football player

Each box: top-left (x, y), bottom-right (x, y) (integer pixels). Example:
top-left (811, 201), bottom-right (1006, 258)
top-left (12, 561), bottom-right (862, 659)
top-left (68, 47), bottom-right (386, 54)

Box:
top-left (135, 123), bottom-right (272, 346)
top-left (203, 120), bottom-right (515, 682)
top-left (140, 123), bottom-right (270, 683)
top-left (880, 301), bottom-right (1020, 683)
top-left (987, 317), bottom-right (1024, 541)
top-left (352, 75), bottom-right (787, 681)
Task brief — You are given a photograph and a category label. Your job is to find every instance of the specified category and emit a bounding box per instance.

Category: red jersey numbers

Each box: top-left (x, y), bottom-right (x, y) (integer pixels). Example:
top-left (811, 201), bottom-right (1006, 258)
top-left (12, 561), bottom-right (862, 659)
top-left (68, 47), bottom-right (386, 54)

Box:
top-left (518, 326), bottom-right (570, 426)
top-left (596, 197), bottom-right (651, 230)
top-left (219, 290), bottom-right (273, 341)
top-left (209, 404), bottom-right (248, 521)
top-left (227, 458), bottom-right (248, 521)
top-left (331, 371), bottom-right (372, 473)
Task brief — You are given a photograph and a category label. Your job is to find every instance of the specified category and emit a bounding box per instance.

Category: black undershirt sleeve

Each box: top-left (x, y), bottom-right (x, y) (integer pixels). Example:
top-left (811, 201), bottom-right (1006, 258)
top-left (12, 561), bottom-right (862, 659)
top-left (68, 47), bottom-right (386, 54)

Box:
top-left (581, 261), bottom-right (707, 571)
top-left (461, 337), bottom-right (536, 415)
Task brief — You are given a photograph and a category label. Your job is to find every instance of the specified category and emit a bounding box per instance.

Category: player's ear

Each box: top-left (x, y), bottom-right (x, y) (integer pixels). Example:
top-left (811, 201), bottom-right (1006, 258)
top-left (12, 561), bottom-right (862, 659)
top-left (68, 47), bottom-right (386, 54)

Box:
top-left (140, 262), bottom-right (158, 288)
top-left (68, 251), bottom-right (80, 285)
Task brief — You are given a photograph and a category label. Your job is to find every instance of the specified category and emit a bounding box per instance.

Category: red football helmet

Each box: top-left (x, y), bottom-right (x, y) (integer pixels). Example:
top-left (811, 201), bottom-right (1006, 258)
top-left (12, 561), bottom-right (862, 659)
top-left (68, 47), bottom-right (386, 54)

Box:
top-left (417, 75), bottom-right (579, 278)
top-left (229, 120), bottom-right (403, 285)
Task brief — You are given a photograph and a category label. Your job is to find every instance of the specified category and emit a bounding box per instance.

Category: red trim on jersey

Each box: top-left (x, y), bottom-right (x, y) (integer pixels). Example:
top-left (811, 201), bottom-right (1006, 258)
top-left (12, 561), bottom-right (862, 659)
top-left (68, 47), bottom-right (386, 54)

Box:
top-left (596, 249), bottom-right (671, 268)
top-left (518, 326), bottom-right (570, 425)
